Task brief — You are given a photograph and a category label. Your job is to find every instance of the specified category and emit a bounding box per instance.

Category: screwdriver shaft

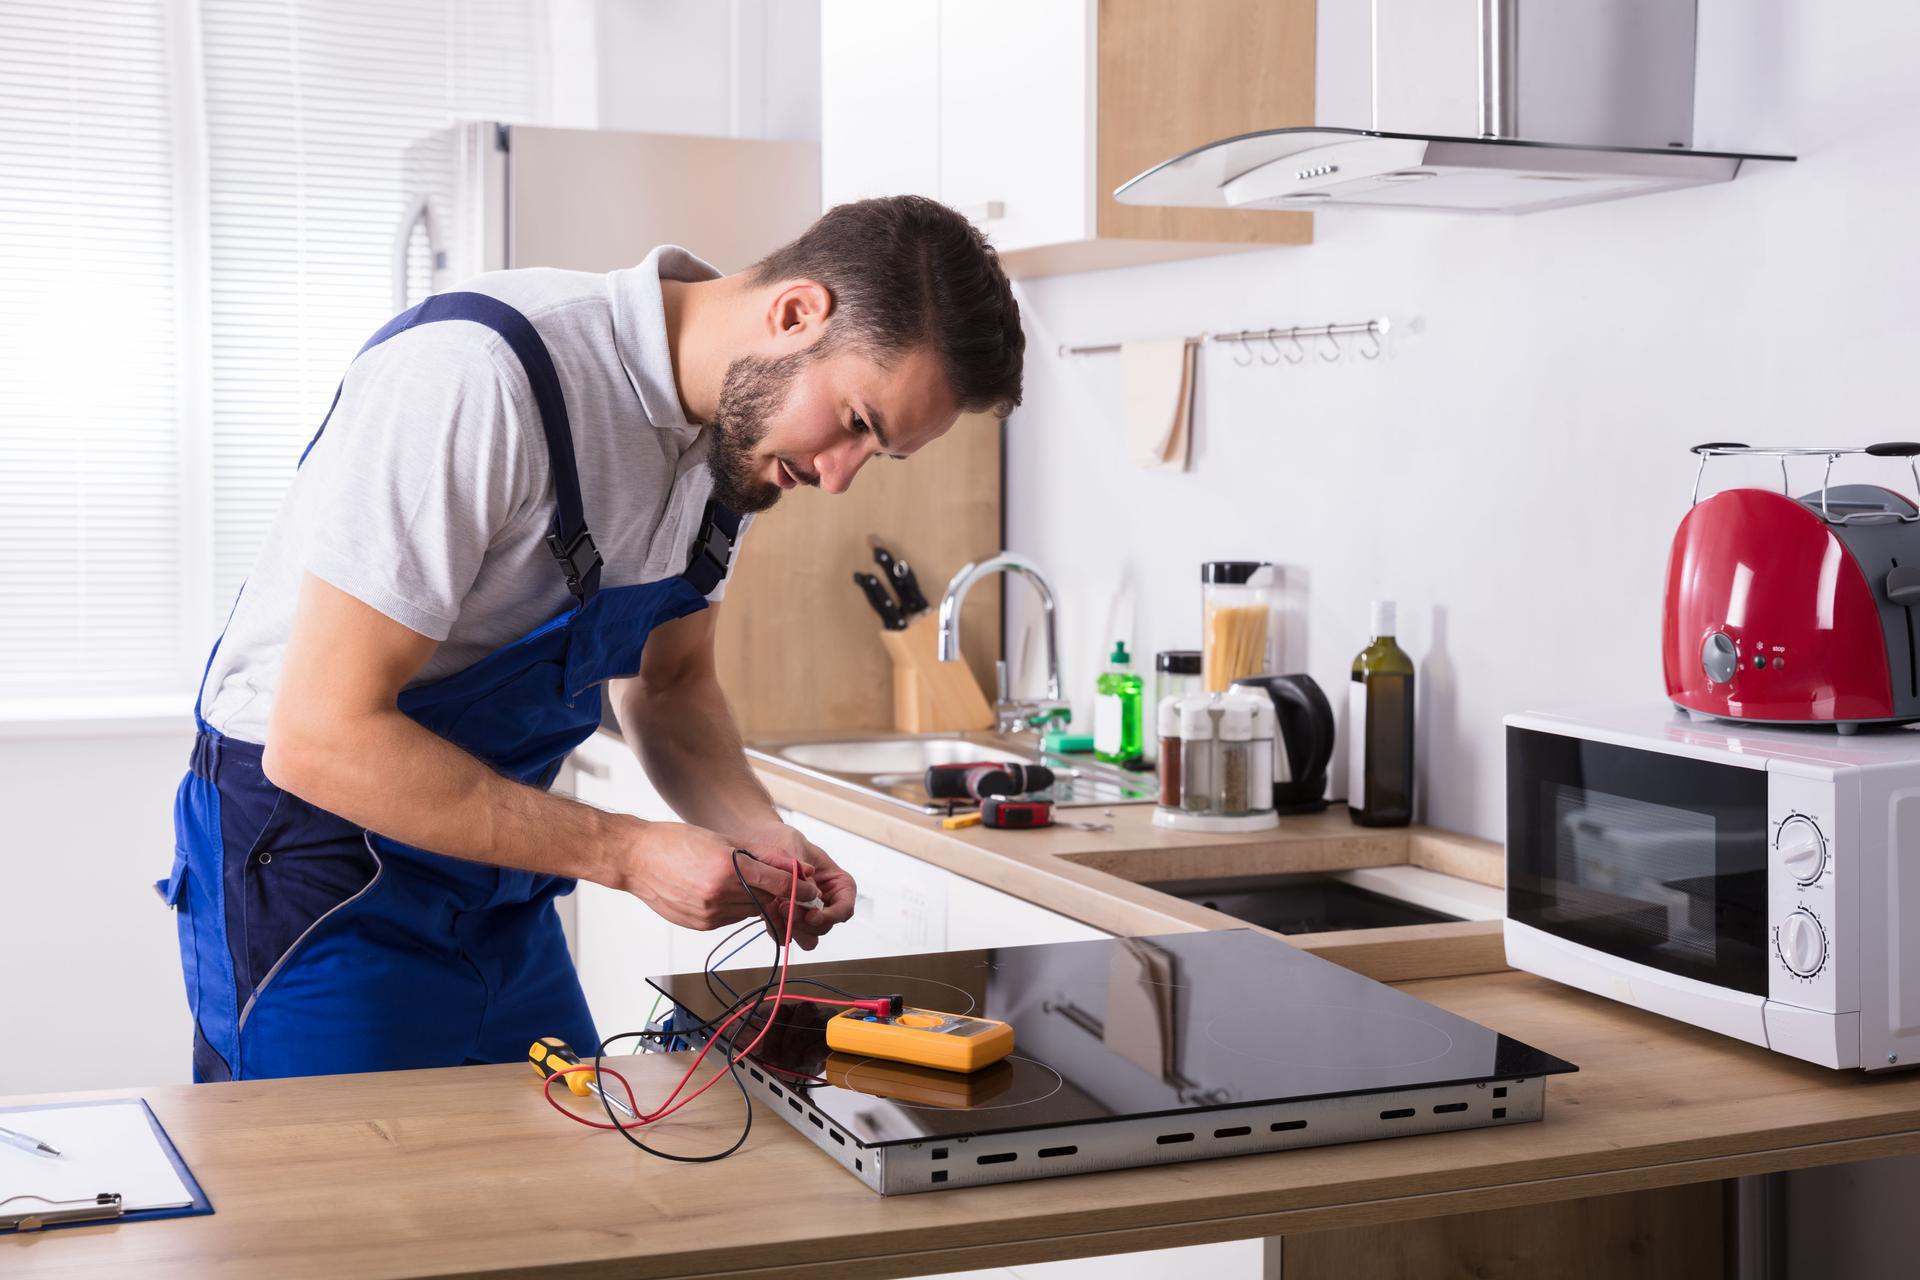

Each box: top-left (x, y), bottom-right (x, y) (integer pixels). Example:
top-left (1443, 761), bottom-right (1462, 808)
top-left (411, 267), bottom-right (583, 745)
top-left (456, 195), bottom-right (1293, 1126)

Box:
top-left (588, 1078), bottom-right (638, 1119)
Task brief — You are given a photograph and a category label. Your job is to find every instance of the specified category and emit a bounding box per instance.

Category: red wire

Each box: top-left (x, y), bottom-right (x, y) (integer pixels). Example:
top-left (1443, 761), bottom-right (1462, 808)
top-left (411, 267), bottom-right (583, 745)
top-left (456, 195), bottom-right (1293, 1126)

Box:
top-left (543, 861), bottom-right (864, 1133)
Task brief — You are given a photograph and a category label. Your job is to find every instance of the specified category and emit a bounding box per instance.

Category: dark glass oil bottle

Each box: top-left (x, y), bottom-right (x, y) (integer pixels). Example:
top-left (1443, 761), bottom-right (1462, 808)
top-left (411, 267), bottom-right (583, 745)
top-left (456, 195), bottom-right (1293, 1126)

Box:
top-left (1348, 600), bottom-right (1414, 827)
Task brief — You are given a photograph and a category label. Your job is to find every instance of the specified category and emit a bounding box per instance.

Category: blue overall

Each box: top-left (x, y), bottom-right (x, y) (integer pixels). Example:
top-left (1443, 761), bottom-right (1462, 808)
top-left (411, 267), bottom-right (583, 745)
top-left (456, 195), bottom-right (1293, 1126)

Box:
top-left (159, 292), bottom-right (741, 1082)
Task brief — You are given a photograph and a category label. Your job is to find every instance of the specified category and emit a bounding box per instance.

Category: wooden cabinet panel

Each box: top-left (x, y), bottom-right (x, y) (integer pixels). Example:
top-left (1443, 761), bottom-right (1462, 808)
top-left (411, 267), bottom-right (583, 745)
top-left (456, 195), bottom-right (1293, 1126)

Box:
top-left (1093, 0), bottom-right (1316, 248)
top-left (713, 412), bottom-right (1002, 739)
top-left (1281, 1182), bottom-right (1727, 1280)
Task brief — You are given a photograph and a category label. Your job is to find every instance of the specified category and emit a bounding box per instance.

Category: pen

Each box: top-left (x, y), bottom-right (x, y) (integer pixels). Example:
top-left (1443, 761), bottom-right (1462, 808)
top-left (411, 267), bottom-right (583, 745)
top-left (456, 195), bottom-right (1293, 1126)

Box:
top-left (0, 1124), bottom-right (62, 1157)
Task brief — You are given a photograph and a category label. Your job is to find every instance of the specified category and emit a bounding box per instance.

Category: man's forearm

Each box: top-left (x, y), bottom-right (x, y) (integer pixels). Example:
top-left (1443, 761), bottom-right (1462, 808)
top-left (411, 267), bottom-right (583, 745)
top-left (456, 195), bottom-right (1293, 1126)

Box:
top-left (616, 674), bottom-right (781, 841)
top-left (263, 706), bottom-right (641, 891)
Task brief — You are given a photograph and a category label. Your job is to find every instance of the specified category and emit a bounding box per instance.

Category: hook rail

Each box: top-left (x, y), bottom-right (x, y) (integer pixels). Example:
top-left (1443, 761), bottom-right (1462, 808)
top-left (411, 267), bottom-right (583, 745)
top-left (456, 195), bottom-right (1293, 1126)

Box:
top-left (1058, 317), bottom-right (1390, 360)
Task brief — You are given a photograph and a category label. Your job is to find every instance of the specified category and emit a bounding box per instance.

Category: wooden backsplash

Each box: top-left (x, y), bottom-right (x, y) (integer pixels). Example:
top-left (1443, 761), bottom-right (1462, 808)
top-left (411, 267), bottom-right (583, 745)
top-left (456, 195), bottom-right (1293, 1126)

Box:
top-left (714, 412), bottom-right (1003, 738)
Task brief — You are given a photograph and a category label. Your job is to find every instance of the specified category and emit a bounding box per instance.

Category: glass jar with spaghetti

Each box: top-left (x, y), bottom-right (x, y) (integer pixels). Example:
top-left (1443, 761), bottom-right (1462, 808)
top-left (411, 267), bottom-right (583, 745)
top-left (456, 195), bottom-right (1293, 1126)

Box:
top-left (1201, 562), bottom-right (1279, 693)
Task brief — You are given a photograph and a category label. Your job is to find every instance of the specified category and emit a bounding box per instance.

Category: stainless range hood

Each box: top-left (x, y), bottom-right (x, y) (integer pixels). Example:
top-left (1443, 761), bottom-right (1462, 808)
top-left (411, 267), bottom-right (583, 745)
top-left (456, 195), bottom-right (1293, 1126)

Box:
top-left (1115, 0), bottom-right (1793, 216)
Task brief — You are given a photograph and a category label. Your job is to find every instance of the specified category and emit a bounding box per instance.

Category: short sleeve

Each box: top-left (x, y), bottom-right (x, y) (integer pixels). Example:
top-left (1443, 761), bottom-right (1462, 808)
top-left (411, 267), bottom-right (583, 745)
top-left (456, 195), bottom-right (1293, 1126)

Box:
top-left (298, 326), bottom-right (537, 639)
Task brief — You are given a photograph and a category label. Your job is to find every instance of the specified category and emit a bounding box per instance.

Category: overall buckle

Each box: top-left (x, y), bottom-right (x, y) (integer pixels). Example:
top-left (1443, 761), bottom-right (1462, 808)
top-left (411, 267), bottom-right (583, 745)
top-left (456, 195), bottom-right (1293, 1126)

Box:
top-left (691, 506), bottom-right (734, 583)
top-left (545, 528), bottom-right (601, 598)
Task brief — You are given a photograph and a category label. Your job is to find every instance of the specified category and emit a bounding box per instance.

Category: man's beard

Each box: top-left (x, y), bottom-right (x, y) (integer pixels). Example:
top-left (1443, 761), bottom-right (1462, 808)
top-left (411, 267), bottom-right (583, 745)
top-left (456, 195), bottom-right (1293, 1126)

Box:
top-left (707, 349), bottom-right (813, 514)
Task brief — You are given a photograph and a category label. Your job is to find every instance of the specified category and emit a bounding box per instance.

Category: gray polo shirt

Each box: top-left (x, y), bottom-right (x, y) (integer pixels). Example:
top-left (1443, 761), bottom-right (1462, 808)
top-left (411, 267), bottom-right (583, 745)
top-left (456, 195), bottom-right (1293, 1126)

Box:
top-left (202, 246), bottom-right (746, 742)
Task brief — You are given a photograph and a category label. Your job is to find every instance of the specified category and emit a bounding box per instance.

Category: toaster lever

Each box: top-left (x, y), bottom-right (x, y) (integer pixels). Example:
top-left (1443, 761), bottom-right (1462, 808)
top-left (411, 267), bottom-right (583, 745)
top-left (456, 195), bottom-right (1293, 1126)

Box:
top-left (1887, 565), bottom-right (1920, 607)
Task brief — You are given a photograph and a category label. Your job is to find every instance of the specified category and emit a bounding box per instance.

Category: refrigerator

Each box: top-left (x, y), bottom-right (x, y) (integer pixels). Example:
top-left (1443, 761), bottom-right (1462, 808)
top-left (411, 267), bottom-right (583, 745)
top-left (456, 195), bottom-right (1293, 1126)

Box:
top-left (396, 123), bottom-right (821, 310)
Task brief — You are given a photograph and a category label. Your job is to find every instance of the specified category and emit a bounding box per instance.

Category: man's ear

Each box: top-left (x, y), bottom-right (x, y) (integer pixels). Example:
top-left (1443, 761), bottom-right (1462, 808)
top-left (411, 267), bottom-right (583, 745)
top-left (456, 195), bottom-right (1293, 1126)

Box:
top-left (768, 278), bottom-right (834, 343)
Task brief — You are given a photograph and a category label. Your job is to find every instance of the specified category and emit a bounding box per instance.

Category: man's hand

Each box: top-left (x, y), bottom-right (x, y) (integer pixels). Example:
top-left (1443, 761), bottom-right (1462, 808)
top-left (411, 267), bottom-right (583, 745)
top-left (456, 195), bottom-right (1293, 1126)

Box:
top-left (737, 824), bottom-right (857, 951)
top-left (623, 821), bottom-right (821, 933)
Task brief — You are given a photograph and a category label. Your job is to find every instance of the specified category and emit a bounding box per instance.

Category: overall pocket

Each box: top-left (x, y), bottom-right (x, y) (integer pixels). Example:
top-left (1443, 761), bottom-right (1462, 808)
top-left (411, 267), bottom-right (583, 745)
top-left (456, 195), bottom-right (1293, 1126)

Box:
top-left (237, 789), bottom-right (378, 997)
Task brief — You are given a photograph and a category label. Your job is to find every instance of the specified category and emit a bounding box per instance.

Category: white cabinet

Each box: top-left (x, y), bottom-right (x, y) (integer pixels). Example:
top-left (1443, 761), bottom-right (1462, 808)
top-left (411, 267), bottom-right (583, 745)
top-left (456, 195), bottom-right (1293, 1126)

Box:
top-left (819, 0), bottom-right (942, 209)
top-left (932, 0), bottom-right (1091, 254)
top-left (819, 0), bottom-right (1315, 277)
top-left (821, 0), bottom-right (1089, 256)
top-left (945, 869), bottom-right (1103, 950)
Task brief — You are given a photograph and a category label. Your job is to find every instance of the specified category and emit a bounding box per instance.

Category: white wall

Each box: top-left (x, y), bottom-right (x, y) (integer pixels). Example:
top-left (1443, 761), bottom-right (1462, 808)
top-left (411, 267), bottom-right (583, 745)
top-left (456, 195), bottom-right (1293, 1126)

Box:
top-left (0, 720), bottom-right (196, 1093)
top-left (1004, 0), bottom-right (1920, 843)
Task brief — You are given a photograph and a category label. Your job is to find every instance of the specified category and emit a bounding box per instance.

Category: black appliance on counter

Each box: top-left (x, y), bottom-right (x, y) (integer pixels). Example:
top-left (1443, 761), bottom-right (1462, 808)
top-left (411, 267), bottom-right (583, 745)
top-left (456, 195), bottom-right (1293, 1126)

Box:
top-left (1234, 673), bottom-right (1336, 813)
top-left (651, 929), bottom-right (1575, 1195)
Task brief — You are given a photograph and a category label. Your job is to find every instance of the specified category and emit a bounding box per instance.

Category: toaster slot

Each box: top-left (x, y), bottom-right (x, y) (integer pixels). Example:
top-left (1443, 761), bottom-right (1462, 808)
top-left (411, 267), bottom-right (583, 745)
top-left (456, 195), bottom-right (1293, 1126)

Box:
top-left (1897, 557), bottom-right (1919, 701)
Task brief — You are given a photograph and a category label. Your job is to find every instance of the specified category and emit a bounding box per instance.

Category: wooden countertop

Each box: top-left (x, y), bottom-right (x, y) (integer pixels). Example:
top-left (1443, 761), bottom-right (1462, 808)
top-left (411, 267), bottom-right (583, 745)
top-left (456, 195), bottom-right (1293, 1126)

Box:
top-left (752, 755), bottom-right (1508, 982)
top-left (15, 971), bottom-right (1920, 1280)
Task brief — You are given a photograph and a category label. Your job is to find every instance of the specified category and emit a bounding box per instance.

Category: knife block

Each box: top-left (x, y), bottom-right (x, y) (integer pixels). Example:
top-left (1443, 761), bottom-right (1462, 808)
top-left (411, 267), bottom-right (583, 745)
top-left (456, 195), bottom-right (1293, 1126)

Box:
top-left (879, 614), bottom-right (995, 734)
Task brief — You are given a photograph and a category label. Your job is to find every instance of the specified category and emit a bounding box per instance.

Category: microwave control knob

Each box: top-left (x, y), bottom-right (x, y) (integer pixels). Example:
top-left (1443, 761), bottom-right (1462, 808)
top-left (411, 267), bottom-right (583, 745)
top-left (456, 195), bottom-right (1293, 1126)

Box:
top-left (1775, 815), bottom-right (1828, 885)
top-left (1778, 910), bottom-right (1828, 978)
top-left (1701, 632), bottom-right (1739, 684)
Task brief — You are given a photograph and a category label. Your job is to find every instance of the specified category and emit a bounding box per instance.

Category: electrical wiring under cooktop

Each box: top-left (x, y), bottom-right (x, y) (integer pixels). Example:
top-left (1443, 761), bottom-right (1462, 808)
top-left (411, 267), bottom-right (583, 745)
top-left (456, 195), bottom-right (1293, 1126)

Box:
top-left (543, 849), bottom-right (887, 1163)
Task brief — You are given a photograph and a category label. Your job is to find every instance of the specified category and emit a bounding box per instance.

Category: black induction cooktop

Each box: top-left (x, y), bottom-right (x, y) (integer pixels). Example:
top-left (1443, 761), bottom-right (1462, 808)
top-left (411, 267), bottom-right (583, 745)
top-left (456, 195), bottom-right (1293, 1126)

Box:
top-left (650, 929), bottom-right (1576, 1195)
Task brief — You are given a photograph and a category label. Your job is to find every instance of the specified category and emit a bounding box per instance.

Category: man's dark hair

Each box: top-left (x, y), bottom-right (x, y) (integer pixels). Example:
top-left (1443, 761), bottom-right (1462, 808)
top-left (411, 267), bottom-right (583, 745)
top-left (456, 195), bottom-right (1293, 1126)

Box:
top-left (749, 195), bottom-right (1024, 417)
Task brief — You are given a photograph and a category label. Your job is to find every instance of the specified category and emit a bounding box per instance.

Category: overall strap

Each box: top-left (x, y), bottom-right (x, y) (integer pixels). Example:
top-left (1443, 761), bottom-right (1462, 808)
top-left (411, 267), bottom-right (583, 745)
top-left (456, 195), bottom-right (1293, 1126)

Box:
top-left (683, 500), bottom-right (743, 597)
top-left (298, 291), bottom-right (601, 600)
top-left (197, 292), bottom-right (600, 731)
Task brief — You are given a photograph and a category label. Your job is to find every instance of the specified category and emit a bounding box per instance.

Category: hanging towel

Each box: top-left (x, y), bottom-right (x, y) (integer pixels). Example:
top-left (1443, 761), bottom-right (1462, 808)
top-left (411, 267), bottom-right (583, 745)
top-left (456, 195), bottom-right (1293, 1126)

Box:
top-left (1121, 338), bottom-right (1195, 472)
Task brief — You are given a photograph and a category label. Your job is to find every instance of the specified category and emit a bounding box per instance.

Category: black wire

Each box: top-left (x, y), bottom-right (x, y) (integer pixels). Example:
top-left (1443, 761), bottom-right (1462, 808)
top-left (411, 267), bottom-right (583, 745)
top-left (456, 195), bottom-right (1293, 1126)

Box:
top-left (587, 850), bottom-right (890, 1163)
top-left (702, 916), bottom-right (765, 1011)
top-left (585, 849), bottom-right (804, 1163)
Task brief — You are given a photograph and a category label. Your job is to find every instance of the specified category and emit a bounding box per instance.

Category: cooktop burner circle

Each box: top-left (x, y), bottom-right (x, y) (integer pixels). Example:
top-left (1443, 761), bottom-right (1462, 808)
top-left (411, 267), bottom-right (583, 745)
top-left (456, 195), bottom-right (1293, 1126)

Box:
top-left (1203, 1003), bottom-right (1456, 1070)
top-left (837, 1054), bottom-right (1064, 1112)
top-left (799, 972), bottom-right (980, 1018)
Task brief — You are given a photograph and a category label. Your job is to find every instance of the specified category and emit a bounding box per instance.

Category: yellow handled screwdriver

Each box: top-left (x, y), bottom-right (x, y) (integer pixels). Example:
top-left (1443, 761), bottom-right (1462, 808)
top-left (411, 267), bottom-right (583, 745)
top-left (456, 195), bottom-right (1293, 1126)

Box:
top-left (528, 1037), bottom-right (637, 1119)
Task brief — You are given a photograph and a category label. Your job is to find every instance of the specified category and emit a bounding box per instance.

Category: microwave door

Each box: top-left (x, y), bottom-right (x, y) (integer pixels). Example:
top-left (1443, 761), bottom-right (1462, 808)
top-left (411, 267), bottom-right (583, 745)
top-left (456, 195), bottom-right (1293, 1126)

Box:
top-left (1507, 727), bottom-right (1771, 997)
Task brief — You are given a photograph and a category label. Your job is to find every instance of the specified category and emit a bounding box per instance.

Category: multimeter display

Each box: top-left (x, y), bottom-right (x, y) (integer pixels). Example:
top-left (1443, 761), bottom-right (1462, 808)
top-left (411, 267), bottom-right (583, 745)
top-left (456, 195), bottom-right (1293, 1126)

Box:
top-left (824, 1006), bottom-right (1015, 1074)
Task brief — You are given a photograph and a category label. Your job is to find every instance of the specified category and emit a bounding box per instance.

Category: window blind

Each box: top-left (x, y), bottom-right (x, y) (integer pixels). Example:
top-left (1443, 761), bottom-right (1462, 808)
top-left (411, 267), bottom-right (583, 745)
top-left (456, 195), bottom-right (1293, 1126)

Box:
top-left (0, 0), bottom-right (183, 697)
top-left (200, 0), bottom-right (539, 623)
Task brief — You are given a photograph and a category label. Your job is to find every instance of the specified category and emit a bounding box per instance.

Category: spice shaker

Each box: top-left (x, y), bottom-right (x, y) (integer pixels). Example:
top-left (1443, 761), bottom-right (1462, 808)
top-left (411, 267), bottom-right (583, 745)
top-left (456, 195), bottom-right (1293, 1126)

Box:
top-left (1147, 650), bottom-right (1202, 764)
top-left (1157, 695), bottom-right (1185, 808)
top-left (1154, 690), bottom-right (1279, 833)
top-left (1177, 700), bottom-right (1217, 813)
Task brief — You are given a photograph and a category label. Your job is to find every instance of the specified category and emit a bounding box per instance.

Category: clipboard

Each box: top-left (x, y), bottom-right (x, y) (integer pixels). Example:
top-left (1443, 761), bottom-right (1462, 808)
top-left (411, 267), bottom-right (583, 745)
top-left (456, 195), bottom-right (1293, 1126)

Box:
top-left (0, 1099), bottom-right (212, 1234)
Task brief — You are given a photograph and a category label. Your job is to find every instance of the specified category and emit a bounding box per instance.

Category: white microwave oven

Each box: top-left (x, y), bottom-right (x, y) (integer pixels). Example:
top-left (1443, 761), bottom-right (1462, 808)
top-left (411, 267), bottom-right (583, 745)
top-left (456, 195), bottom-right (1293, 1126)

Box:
top-left (1505, 707), bottom-right (1920, 1072)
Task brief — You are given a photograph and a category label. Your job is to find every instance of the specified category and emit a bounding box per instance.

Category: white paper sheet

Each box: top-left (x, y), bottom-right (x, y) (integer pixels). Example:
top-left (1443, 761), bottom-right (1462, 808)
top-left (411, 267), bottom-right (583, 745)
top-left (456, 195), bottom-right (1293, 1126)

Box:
top-left (0, 1102), bottom-right (193, 1214)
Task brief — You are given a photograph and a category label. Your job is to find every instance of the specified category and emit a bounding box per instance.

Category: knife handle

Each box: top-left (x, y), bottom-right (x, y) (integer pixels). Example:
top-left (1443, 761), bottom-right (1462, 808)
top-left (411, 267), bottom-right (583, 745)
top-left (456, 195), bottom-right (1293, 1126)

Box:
top-left (890, 559), bottom-right (931, 616)
top-left (853, 571), bottom-right (907, 630)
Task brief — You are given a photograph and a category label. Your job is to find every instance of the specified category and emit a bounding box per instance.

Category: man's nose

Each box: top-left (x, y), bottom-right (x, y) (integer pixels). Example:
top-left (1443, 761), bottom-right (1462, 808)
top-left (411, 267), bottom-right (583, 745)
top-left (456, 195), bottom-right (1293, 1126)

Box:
top-left (815, 438), bottom-right (875, 495)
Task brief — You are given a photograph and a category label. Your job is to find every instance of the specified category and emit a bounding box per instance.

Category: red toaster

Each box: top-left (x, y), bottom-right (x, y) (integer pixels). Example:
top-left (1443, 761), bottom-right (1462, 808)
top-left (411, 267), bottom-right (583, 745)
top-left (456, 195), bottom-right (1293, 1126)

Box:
top-left (1664, 443), bottom-right (1920, 731)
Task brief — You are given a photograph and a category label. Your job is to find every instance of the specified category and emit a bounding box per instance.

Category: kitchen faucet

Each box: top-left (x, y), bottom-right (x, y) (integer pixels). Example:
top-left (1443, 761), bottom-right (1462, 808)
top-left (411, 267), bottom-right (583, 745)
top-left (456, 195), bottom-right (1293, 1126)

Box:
top-left (936, 552), bottom-right (1071, 736)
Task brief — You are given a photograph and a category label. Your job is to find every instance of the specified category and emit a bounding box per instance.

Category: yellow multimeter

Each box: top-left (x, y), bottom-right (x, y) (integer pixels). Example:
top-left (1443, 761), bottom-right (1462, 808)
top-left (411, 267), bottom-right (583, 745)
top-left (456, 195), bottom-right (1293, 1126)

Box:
top-left (824, 1007), bottom-right (1015, 1074)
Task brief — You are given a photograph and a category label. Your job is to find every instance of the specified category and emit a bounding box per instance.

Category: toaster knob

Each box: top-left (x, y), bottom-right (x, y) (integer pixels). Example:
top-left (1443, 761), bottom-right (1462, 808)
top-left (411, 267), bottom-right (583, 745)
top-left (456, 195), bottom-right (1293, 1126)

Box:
top-left (1778, 910), bottom-right (1828, 978)
top-left (1701, 632), bottom-right (1739, 684)
top-left (1775, 815), bottom-right (1829, 885)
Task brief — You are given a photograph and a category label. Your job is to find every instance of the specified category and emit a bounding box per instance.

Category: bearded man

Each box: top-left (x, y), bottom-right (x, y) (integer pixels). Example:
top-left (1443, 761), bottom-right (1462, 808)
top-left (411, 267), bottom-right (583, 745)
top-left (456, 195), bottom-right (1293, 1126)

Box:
top-left (160, 196), bottom-right (1025, 1081)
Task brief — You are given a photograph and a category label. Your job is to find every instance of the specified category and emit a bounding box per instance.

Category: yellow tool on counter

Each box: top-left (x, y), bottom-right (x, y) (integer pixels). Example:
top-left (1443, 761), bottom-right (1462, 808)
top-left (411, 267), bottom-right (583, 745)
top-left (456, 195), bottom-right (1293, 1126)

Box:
top-left (939, 811), bottom-right (983, 830)
top-left (824, 1007), bottom-right (1014, 1073)
top-left (528, 1037), bottom-right (637, 1118)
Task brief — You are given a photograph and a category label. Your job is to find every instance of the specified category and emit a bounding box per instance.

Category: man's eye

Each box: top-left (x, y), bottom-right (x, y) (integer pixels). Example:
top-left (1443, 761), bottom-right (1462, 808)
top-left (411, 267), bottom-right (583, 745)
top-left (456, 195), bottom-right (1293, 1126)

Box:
top-left (850, 413), bottom-right (869, 435)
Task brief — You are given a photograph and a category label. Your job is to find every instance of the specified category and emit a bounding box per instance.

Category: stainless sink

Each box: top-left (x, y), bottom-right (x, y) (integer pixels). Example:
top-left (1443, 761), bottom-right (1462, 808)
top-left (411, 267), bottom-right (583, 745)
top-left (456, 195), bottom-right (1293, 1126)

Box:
top-left (747, 731), bottom-right (1158, 813)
